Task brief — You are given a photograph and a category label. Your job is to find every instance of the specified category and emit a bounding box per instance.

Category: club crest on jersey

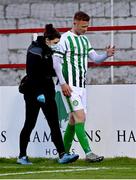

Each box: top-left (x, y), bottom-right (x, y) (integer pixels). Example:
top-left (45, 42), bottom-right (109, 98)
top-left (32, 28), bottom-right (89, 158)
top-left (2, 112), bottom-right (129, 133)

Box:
top-left (73, 100), bottom-right (79, 106)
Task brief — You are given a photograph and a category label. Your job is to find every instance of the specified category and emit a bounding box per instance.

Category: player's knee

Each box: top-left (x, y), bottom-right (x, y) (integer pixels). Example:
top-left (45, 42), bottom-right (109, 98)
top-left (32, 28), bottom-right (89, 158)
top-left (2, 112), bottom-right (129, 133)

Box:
top-left (74, 110), bottom-right (85, 122)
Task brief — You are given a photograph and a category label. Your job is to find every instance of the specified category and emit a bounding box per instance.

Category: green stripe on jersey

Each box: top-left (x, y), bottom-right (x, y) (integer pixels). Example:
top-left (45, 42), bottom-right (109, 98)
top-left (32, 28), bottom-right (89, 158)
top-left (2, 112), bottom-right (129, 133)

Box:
top-left (82, 36), bottom-right (89, 51)
top-left (74, 36), bottom-right (82, 87)
top-left (62, 54), bottom-right (69, 84)
top-left (62, 32), bottom-right (91, 88)
top-left (80, 36), bottom-right (86, 87)
top-left (67, 36), bottom-right (76, 86)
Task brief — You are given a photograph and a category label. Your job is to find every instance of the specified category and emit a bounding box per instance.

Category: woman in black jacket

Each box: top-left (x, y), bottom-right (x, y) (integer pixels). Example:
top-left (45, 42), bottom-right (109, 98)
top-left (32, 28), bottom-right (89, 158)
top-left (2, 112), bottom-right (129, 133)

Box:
top-left (17, 24), bottom-right (79, 165)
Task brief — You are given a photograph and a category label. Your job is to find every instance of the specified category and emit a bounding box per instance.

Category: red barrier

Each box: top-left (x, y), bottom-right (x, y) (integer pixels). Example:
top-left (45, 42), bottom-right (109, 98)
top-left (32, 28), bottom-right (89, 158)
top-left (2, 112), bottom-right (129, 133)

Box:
top-left (0, 64), bottom-right (26, 69)
top-left (0, 61), bottom-right (136, 69)
top-left (88, 61), bottom-right (136, 67)
top-left (0, 25), bottom-right (136, 34)
top-left (0, 25), bottom-right (135, 69)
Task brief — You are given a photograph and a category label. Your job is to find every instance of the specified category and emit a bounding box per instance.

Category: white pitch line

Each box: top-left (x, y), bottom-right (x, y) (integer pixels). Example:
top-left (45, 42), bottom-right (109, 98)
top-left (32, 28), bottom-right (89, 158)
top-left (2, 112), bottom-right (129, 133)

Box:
top-left (0, 167), bottom-right (132, 177)
top-left (0, 167), bottom-right (109, 177)
top-left (0, 165), bottom-right (132, 170)
top-left (0, 166), bottom-right (89, 169)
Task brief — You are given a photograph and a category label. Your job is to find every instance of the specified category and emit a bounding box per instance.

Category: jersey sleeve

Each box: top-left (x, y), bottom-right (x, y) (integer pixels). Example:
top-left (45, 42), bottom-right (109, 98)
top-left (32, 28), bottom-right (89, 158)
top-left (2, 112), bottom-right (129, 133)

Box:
top-left (88, 40), bottom-right (94, 54)
top-left (53, 36), bottom-right (66, 59)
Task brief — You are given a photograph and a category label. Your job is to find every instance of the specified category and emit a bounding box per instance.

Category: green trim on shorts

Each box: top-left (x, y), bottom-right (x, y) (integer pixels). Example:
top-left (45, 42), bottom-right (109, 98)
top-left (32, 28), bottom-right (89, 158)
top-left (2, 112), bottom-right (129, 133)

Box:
top-left (66, 97), bottom-right (74, 112)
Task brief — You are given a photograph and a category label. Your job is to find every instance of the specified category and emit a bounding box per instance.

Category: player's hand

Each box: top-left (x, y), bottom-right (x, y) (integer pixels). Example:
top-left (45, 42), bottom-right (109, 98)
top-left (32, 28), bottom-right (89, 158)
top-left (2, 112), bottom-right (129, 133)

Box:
top-left (61, 83), bottom-right (72, 97)
top-left (106, 45), bottom-right (115, 57)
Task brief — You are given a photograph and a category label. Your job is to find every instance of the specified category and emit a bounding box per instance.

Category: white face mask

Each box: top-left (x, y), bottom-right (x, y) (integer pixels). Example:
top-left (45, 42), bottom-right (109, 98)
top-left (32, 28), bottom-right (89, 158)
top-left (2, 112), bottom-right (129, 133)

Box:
top-left (50, 44), bottom-right (58, 51)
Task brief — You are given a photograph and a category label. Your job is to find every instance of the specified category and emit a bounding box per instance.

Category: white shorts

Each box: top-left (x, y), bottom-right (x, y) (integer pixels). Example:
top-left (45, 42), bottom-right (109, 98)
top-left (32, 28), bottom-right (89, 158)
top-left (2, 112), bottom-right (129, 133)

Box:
top-left (55, 85), bottom-right (87, 114)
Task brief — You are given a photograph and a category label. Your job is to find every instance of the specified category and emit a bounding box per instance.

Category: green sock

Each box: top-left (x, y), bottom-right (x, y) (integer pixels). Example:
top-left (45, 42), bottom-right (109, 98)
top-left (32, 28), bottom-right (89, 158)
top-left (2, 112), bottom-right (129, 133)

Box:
top-left (75, 122), bottom-right (91, 154)
top-left (64, 123), bottom-right (75, 153)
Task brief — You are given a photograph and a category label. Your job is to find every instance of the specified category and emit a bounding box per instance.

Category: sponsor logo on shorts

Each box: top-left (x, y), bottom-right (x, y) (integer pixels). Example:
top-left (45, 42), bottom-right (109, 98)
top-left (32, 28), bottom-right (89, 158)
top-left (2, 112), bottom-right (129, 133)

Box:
top-left (73, 100), bottom-right (79, 106)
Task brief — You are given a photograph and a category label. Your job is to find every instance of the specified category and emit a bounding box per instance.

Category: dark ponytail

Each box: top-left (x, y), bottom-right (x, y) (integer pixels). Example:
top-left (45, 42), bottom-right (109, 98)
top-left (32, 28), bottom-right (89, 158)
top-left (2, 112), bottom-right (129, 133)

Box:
top-left (44, 24), bottom-right (61, 40)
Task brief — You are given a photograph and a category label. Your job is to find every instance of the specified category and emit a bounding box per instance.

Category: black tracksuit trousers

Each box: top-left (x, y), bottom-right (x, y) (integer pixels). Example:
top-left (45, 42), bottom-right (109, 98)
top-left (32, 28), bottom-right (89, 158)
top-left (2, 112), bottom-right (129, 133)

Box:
top-left (19, 91), bottom-right (65, 158)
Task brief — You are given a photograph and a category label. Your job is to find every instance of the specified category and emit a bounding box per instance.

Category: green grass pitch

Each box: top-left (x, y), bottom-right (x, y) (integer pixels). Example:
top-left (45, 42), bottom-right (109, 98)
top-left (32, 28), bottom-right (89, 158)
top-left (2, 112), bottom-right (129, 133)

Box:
top-left (0, 157), bottom-right (136, 179)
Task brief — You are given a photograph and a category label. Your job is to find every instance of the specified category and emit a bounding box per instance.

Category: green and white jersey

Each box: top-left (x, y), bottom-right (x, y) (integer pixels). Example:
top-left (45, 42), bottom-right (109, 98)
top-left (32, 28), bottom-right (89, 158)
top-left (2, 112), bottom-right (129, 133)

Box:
top-left (54, 31), bottom-right (94, 88)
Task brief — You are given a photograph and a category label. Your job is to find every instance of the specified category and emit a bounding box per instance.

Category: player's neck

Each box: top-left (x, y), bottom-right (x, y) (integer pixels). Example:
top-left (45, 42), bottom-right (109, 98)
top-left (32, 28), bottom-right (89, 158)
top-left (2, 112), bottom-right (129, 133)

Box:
top-left (71, 28), bottom-right (80, 36)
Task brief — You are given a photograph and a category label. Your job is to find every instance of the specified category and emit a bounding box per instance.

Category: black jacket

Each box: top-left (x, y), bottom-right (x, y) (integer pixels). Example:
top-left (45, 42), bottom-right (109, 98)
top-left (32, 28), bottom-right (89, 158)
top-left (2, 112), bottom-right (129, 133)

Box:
top-left (25, 36), bottom-right (56, 96)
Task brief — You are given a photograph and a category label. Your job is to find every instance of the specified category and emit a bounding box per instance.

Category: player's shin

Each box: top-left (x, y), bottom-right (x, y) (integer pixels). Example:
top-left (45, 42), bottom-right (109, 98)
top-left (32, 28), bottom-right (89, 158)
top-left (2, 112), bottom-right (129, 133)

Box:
top-left (64, 123), bottom-right (75, 153)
